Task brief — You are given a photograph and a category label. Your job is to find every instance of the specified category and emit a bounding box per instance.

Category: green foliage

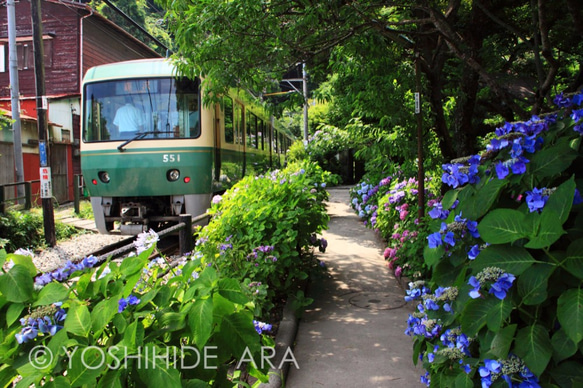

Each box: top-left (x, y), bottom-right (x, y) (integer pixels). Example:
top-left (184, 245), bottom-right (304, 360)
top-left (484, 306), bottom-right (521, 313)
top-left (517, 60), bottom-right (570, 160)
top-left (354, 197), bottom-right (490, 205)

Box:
top-left (0, 210), bottom-right (79, 252)
top-left (74, 201), bottom-right (95, 220)
top-left (195, 161), bottom-right (330, 317)
top-left (286, 140), bottom-right (308, 163)
top-left (405, 92), bottom-right (583, 386)
top-left (0, 245), bottom-right (270, 387)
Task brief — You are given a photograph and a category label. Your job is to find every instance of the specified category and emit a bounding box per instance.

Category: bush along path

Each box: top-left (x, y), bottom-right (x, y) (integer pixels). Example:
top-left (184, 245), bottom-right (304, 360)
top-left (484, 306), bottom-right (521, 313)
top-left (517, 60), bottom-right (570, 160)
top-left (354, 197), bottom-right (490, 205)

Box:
top-left (404, 91), bottom-right (583, 387)
top-left (348, 91), bottom-right (583, 387)
top-left (0, 161), bottom-right (332, 387)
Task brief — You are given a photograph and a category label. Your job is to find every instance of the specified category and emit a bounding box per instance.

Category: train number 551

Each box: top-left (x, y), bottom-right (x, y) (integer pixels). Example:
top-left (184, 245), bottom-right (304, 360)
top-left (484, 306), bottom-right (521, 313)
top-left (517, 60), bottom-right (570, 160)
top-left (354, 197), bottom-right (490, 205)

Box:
top-left (162, 154), bottom-right (181, 163)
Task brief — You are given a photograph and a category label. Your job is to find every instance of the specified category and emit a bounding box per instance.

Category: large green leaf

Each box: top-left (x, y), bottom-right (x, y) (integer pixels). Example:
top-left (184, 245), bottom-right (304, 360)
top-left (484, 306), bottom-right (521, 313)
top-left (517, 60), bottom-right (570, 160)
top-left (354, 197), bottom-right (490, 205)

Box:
top-left (41, 376), bottom-right (71, 388)
top-left (33, 282), bottom-right (70, 306)
top-left (486, 298), bottom-right (513, 332)
top-left (529, 140), bottom-right (578, 179)
top-left (543, 176), bottom-right (576, 224)
top-left (552, 329), bottom-right (578, 363)
top-left (0, 265), bottom-right (34, 302)
top-left (188, 298), bottom-right (214, 347)
top-left (513, 324), bottom-right (552, 376)
top-left (484, 324), bottom-right (517, 359)
top-left (64, 302), bottom-right (92, 338)
top-left (67, 346), bottom-right (106, 387)
top-left (217, 278), bottom-right (250, 305)
top-left (549, 361), bottom-right (583, 388)
top-left (423, 244), bottom-right (444, 269)
top-left (557, 288), bottom-right (583, 344)
top-left (471, 245), bottom-right (536, 276)
top-left (524, 210), bottom-right (565, 249)
top-left (6, 302), bottom-right (24, 327)
top-left (441, 189), bottom-right (459, 210)
top-left (9, 254), bottom-right (37, 277)
top-left (564, 239), bottom-right (583, 280)
top-left (90, 298), bottom-right (119, 337)
top-left (119, 256), bottom-right (147, 277)
top-left (458, 178), bottom-right (506, 220)
top-left (157, 312), bottom-right (187, 333)
top-left (137, 345), bottom-right (182, 388)
top-left (478, 209), bottom-right (528, 244)
top-left (95, 369), bottom-right (123, 388)
top-left (517, 263), bottom-right (554, 305)
top-left (461, 297), bottom-right (498, 337)
top-left (216, 311), bottom-right (260, 358)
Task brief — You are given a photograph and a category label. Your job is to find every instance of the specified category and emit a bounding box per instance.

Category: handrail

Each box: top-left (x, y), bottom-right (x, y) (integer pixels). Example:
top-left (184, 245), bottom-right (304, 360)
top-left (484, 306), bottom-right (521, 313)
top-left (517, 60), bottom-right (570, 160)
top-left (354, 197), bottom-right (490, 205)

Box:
top-left (0, 180), bottom-right (38, 214)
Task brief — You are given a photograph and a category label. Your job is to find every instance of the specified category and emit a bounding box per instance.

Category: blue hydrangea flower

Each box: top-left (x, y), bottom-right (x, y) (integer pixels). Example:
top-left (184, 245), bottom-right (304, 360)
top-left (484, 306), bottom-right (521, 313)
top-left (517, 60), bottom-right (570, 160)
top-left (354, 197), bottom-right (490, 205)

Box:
top-left (443, 231), bottom-right (456, 247)
top-left (253, 320), bottom-right (273, 334)
top-left (468, 276), bottom-right (481, 299)
top-left (118, 295), bottom-right (141, 313)
top-left (427, 232), bottom-right (443, 248)
top-left (468, 244), bottom-right (481, 260)
top-left (525, 187), bottom-right (548, 213)
top-left (428, 202), bottom-right (449, 220)
top-left (574, 189), bottom-right (583, 205)
top-left (495, 162), bottom-right (510, 179)
top-left (489, 273), bottom-right (516, 300)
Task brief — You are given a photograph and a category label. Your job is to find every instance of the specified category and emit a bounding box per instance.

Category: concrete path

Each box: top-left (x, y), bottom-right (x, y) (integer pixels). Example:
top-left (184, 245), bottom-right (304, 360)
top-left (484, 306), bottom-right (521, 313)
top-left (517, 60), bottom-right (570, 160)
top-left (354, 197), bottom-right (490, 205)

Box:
top-left (285, 186), bottom-right (422, 387)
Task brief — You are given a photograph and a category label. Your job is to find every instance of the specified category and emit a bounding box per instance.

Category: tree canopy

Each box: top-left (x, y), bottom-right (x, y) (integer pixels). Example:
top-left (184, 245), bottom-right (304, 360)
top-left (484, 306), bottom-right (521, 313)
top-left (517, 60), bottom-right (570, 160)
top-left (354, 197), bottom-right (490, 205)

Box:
top-left (158, 0), bottom-right (582, 160)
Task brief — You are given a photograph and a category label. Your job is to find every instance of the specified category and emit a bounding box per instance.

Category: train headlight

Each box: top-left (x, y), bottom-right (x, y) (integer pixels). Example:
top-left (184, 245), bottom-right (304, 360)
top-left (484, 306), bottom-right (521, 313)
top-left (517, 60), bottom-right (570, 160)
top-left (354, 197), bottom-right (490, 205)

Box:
top-left (98, 171), bottom-right (110, 183)
top-left (167, 169), bottom-right (180, 181)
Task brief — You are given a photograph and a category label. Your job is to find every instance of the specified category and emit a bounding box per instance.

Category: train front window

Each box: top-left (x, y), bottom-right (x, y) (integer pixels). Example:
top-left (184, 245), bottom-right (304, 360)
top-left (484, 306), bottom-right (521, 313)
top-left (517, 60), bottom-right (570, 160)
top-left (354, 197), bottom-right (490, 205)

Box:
top-left (83, 77), bottom-right (200, 142)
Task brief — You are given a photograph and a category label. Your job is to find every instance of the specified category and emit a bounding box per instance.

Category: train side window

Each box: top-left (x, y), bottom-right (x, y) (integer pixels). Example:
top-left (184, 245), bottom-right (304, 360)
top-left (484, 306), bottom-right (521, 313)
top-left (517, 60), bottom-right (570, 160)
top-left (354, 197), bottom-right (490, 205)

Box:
top-left (234, 103), bottom-right (243, 144)
top-left (224, 97), bottom-right (234, 144)
top-left (247, 112), bottom-right (258, 148)
top-left (257, 118), bottom-right (264, 150)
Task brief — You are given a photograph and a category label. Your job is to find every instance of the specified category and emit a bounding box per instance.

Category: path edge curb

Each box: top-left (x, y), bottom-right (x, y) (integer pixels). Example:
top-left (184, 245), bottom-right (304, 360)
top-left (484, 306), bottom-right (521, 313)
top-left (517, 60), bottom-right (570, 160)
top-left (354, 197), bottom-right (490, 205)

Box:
top-left (258, 283), bottom-right (305, 388)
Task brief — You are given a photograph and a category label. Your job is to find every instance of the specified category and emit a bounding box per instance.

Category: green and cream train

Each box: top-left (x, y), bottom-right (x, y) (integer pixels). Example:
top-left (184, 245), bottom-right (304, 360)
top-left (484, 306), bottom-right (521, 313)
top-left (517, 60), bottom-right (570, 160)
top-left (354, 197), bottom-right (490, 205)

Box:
top-left (81, 58), bottom-right (293, 234)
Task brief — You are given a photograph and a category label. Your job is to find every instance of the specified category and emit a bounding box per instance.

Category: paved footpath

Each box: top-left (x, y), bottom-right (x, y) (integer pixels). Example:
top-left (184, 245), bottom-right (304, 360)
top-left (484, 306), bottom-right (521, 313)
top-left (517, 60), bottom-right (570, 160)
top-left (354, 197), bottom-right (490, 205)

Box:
top-left (285, 186), bottom-right (422, 388)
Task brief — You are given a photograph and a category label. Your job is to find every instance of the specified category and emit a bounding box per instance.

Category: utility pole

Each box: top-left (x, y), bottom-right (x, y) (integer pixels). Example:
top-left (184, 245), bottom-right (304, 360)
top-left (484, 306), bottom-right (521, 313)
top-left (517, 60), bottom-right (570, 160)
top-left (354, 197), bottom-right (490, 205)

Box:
top-left (7, 0), bottom-right (25, 203)
top-left (415, 54), bottom-right (425, 219)
top-left (30, 0), bottom-right (56, 246)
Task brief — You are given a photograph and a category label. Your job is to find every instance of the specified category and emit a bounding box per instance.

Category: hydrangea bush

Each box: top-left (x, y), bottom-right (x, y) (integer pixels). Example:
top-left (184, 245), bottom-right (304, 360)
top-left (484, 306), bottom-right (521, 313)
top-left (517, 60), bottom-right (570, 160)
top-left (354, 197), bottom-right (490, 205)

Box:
top-left (194, 161), bottom-right (331, 317)
top-left (406, 91), bottom-right (583, 387)
top-left (0, 241), bottom-right (269, 387)
top-left (350, 173), bottom-right (440, 279)
top-left (0, 162), bottom-right (331, 386)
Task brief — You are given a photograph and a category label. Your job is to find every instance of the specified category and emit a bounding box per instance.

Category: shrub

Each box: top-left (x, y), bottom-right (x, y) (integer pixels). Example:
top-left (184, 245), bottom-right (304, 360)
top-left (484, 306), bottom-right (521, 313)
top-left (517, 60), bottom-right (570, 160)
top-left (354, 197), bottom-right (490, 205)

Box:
top-left (350, 173), bottom-right (441, 279)
top-left (0, 240), bottom-right (270, 387)
top-left (405, 91), bottom-right (583, 387)
top-left (0, 210), bottom-right (79, 252)
top-left (194, 161), bottom-right (330, 317)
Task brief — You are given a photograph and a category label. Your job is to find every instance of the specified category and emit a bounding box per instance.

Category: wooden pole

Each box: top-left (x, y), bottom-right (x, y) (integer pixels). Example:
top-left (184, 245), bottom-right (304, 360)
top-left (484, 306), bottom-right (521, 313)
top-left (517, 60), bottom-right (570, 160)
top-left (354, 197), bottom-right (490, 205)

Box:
top-left (31, 0), bottom-right (56, 246)
top-left (415, 54), bottom-right (425, 219)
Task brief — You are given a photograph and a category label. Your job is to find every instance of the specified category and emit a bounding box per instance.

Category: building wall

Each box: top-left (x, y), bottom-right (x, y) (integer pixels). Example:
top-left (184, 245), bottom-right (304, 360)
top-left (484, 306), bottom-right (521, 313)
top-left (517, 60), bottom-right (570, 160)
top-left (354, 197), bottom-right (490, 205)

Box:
top-left (82, 16), bottom-right (160, 76)
top-left (0, 0), bottom-right (81, 99)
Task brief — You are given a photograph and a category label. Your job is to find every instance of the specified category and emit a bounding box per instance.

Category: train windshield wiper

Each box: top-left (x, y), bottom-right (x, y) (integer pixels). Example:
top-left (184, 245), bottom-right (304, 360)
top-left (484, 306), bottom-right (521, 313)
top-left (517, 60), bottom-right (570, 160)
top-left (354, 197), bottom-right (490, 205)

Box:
top-left (117, 131), bottom-right (175, 152)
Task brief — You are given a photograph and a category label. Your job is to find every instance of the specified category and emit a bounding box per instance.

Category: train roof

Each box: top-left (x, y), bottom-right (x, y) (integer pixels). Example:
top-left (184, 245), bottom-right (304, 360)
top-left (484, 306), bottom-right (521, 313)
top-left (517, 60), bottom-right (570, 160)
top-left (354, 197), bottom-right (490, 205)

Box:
top-left (83, 58), bottom-right (180, 84)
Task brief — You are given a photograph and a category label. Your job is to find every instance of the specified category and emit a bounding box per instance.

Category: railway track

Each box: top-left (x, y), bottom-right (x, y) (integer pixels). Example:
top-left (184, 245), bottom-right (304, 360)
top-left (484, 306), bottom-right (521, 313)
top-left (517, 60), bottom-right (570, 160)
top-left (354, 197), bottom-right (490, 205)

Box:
top-left (81, 213), bottom-right (210, 268)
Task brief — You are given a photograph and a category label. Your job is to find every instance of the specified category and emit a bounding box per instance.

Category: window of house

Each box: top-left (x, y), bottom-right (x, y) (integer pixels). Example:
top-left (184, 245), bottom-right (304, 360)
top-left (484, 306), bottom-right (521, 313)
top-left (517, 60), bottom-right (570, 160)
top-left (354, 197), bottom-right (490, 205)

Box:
top-left (0, 45), bottom-right (5, 72)
top-left (15, 37), bottom-right (53, 70)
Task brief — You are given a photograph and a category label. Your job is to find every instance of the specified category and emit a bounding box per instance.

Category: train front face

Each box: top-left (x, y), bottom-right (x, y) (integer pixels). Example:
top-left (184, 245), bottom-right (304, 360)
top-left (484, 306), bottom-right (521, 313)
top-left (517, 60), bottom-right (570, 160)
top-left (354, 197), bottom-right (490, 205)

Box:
top-left (81, 69), bottom-right (214, 234)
